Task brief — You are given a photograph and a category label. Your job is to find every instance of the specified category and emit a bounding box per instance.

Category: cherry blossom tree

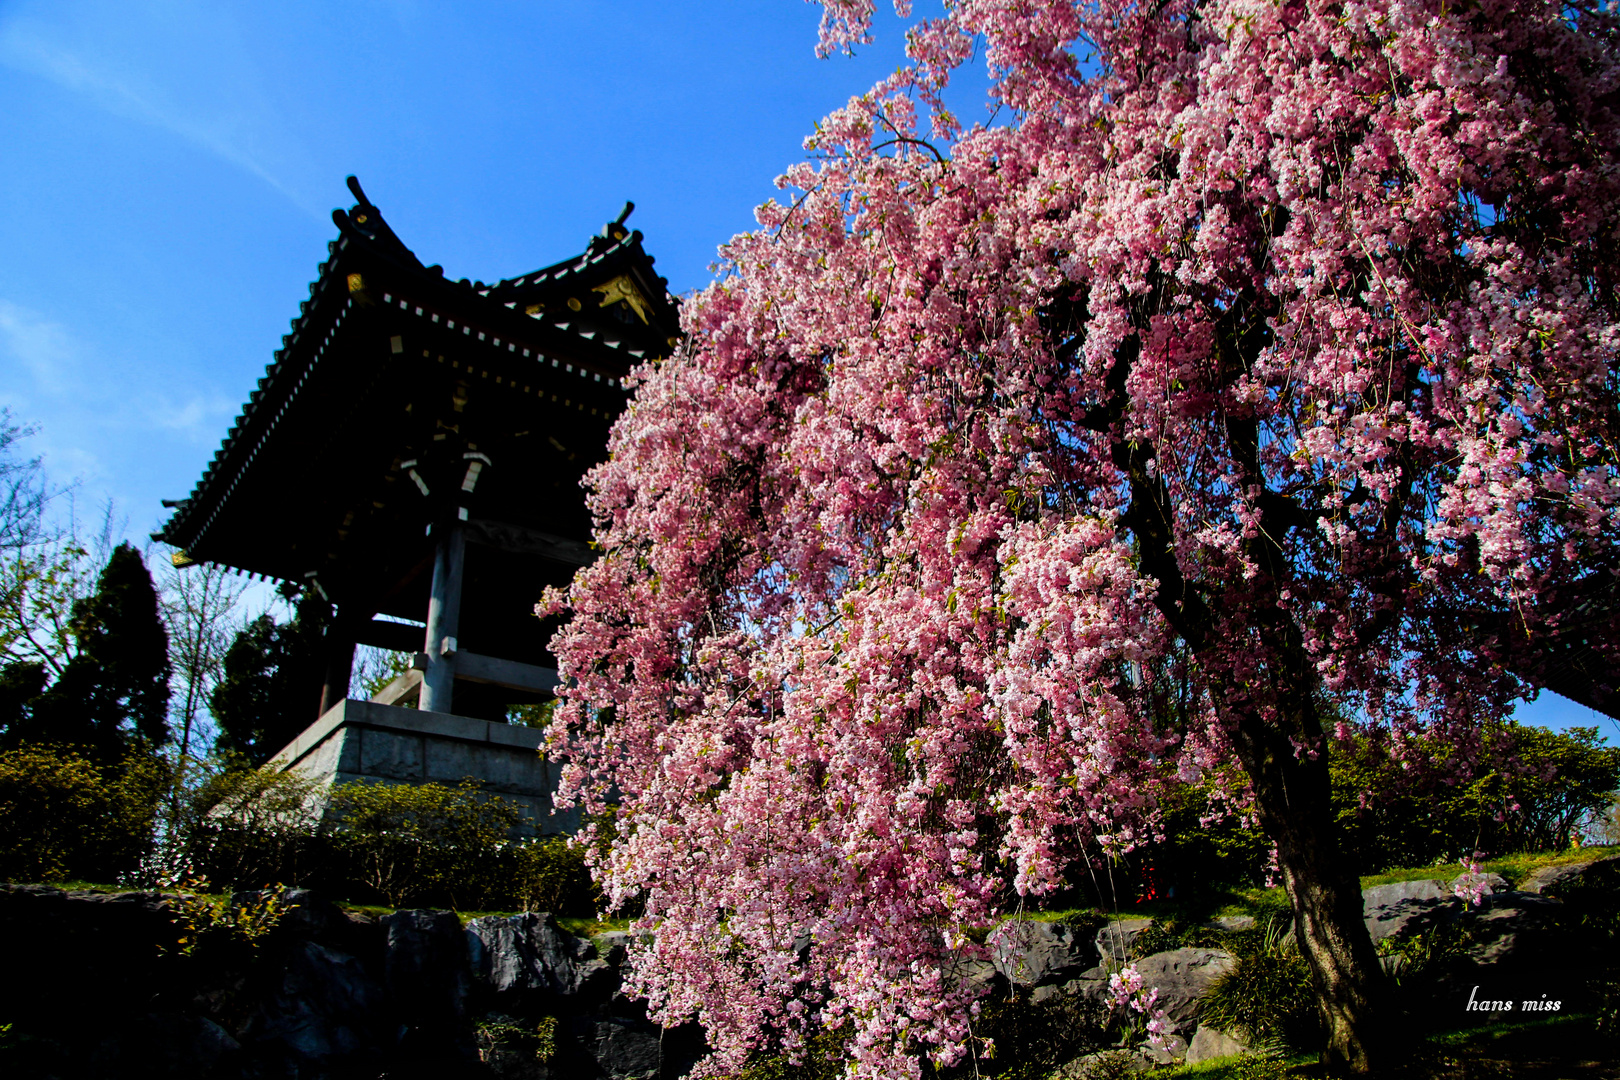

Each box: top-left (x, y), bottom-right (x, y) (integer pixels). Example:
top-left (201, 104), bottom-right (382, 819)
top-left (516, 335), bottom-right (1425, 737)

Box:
top-left (541, 0), bottom-right (1620, 1073)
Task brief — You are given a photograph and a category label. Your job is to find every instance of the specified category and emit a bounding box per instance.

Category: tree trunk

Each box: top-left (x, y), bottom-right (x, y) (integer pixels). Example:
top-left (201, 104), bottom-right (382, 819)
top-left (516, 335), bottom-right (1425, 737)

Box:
top-left (1230, 709), bottom-right (1390, 1073)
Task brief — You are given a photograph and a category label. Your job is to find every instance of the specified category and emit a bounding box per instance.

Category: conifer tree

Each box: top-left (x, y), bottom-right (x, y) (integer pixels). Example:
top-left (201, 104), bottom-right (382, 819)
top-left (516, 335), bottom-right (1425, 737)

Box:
top-left (0, 662), bottom-right (48, 748)
top-left (210, 592), bottom-right (329, 765)
top-left (31, 543), bottom-right (171, 756)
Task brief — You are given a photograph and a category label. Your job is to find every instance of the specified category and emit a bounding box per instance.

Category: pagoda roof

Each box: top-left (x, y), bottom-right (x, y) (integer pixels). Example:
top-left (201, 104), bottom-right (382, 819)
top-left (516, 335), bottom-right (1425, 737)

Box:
top-left (155, 176), bottom-right (680, 578)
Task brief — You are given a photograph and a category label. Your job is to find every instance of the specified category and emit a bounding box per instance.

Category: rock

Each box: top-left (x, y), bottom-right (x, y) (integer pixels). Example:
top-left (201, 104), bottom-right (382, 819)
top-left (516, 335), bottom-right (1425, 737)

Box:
top-left (585, 1016), bottom-right (665, 1080)
top-left (0, 885), bottom-right (183, 1027)
top-left (1458, 890), bottom-right (1565, 968)
top-left (570, 932), bottom-right (616, 998)
top-left (947, 950), bottom-right (1003, 992)
top-left (990, 920), bottom-right (1100, 988)
top-left (1362, 879), bottom-right (1455, 942)
top-left (382, 909), bottom-right (473, 1059)
top-left (1138, 1038), bottom-right (1186, 1065)
top-left (1185, 1023), bottom-right (1251, 1064)
top-left (1051, 1049), bottom-right (1149, 1077)
top-left (1461, 872), bottom-right (1511, 895)
top-left (1363, 877), bottom-right (1573, 973)
top-left (1131, 948), bottom-right (1236, 1036)
top-left (1518, 855), bottom-right (1620, 897)
top-left (120, 1012), bottom-right (241, 1076)
top-left (1094, 918), bottom-right (1153, 965)
top-left (1039, 948), bottom-right (1235, 1037)
top-left (1206, 915), bottom-right (1255, 933)
top-left (1031, 974), bottom-right (1102, 1006)
top-left (468, 911), bottom-right (613, 1001)
top-left (241, 939), bottom-right (390, 1065)
top-left (594, 930), bottom-right (634, 967)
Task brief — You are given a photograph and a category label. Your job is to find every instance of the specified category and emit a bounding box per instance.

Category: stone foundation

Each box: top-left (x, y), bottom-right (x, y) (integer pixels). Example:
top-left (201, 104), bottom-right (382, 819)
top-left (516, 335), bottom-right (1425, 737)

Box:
top-left (269, 699), bottom-right (579, 836)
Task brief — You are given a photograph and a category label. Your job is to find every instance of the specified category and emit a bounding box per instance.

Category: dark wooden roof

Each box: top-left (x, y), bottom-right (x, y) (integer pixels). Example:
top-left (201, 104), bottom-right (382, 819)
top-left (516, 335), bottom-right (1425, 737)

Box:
top-left (1427, 571), bottom-right (1620, 722)
top-left (154, 177), bottom-right (679, 652)
top-left (1510, 577), bottom-right (1620, 721)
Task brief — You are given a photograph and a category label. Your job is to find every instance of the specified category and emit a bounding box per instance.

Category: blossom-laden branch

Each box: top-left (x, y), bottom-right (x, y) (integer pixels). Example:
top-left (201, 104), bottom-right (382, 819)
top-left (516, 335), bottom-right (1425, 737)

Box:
top-left (541, 0), bottom-right (1620, 1075)
top-left (1108, 963), bottom-right (1181, 1056)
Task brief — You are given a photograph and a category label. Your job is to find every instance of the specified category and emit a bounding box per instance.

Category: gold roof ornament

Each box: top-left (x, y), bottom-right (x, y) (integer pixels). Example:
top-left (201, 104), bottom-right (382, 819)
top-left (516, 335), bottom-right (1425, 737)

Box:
top-left (347, 273), bottom-right (373, 306)
top-left (171, 550), bottom-right (197, 568)
top-left (593, 274), bottom-right (653, 324)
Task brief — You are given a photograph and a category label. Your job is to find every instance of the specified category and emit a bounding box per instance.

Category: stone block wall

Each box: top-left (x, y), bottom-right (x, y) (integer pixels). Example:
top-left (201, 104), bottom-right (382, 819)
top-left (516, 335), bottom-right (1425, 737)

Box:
top-left (269, 699), bottom-right (581, 836)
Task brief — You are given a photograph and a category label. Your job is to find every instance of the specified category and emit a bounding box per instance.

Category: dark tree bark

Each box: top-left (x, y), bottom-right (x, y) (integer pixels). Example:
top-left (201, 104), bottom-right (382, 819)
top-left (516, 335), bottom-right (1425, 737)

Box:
top-left (1228, 698), bottom-right (1390, 1072)
top-left (1090, 294), bottom-right (1398, 1073)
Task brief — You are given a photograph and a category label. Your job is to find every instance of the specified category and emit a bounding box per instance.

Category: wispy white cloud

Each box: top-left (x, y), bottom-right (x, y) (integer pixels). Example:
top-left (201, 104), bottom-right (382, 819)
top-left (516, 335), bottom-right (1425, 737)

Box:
top-left (0, 298), bottom-right (79, 395)
top-left (0, 4), bottom-right (319, 216)
top-left (0, 297), bottom-right (236, 496)
top-left (0, 299), bottom-right (106, 485)
top-left (141, 393), bottom-right (238, 443)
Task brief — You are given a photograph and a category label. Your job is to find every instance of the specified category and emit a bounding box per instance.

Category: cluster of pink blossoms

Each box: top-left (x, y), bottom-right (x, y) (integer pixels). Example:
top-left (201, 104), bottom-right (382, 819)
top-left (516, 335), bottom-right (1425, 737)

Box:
top-left (1107, 964), bottom-right (1178, 1054)
top-left (1452, 856), bottom-right (1491, 908)
top-left (539, 0), bottom-right (1620, 1075)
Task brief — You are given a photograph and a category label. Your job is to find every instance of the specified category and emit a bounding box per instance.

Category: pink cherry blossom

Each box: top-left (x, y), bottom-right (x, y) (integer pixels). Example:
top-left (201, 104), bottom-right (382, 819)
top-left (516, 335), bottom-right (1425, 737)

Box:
top-left (1453, 855), bottom-right (1491, 908)
top-left (539, 0), bottom-right (1620, 1074)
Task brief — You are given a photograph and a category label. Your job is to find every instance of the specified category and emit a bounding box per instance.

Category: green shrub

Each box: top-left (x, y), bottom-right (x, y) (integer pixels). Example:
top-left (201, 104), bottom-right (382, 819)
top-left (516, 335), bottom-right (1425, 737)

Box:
top-left (169, 882), bottom-right (297, 957)
top-left (187, 765), bottom-right (324, 888)
top-left (727, 990), bottom-right (1111, 1080)
top-left (326, 777), bottom-right (522, 909)
top-left (505, 835), bottom-right (597, 916)
top-left (1149, 772), bottom-right (1274, 894)
top-left (1076, 1051), bottom-right (1150, 1080)
top-left (1374, 918), bottom-right (1475, 996)
top-left (1195, 919), bottom-right (1318, 1055)
top-left (0, 743), bottom-right (160, 882)
top-left (475, 1014), bottom-right (559, 1063)
top-left (728, 1027), bottom-right (850, 1080)
top-left (1332, 724), bottom-right (1620, 871)
top-left (967, 991), bottom-right (1109, 1079)
top-left (0, 744), bottom-right (604, 916)
top-left (0, 744), bottom-right (110, 881)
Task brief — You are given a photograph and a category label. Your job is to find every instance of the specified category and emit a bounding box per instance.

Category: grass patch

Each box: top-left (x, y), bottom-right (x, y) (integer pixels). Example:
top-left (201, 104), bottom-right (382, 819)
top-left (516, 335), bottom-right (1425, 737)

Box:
top-left (1359, 845), bottom-right (1620, 891)
top-left (1424, 1009), bottom-right (1597, 1048)
top-left (1476, 845), bottom-right (1620, 888)
top-left (1211, 887), bottom-right (1293, 919)
top-left (22, 879), bottom-right (631, 935)
top-left (1160, 1050), bottom-right (1317, 1078)
top-left (34, 878), bottom-right (126, 893)
top-left (38, 876), bottom-right (238, 908)
top-left (449, 909), bottom-right (629, 934)
top-left (1027, 885), bottom-right (1293, 932)
top-left (1414, 1011), bottom-right (1616, 1077)
top-left (559, 915), bottom-right (632, 936)
top-left (1012, 880), bottom-right (1291, 926)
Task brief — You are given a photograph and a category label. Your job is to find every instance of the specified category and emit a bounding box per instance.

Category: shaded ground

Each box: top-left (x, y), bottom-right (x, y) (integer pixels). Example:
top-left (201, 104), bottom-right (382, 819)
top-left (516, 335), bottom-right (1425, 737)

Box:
top-left (1160, 1013), bottom-right (1617, 1079)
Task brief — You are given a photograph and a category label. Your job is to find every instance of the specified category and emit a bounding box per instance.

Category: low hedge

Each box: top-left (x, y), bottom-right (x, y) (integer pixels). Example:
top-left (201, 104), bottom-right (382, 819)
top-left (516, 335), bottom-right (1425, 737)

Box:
top-left (0, 743), bottom-right (599, 915)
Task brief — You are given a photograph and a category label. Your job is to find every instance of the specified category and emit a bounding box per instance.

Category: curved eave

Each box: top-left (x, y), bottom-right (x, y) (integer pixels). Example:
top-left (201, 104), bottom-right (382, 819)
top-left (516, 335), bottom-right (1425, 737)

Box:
top-left (156, 227), bottom-right (367, 556)
top-left (483, 229), bottom-right (681, 337)
top-left (157, 186), bottom-right (673, 563)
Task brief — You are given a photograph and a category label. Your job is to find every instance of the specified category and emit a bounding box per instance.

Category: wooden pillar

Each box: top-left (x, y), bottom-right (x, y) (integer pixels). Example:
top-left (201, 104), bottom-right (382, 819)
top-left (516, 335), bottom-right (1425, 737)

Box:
top-left (318, 632), bottom-right (356, 717)
top-left (420, 519), bottom-right (465, 713)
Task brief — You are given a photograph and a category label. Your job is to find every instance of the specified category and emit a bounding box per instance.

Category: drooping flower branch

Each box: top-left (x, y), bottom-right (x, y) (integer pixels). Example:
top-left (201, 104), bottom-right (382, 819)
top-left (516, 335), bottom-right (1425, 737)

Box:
top-left (541, 0), bottom-right (1620, 1074)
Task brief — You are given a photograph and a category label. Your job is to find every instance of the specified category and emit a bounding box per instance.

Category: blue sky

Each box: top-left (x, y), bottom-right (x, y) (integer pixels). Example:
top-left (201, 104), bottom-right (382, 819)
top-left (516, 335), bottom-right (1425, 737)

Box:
top-left (0, 0), bottom-right (960, 523)
top-left (0, 0), bottom-right (1609, 737)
